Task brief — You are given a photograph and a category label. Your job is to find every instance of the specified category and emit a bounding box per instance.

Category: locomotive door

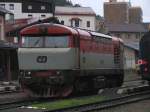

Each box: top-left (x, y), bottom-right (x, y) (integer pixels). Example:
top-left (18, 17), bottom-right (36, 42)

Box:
top-left (73, 35), bottom-right (80, 69)
top-left (114, 42), bottom-right (122, 68)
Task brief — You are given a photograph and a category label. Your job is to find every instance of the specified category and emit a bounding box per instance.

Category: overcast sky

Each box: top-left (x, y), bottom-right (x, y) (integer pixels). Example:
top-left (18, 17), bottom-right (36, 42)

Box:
top-left (71, 0), bottom-right (150, 22)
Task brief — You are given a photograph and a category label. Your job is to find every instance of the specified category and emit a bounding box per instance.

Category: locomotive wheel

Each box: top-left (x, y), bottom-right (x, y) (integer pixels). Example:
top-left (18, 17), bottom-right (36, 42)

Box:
top-left (105, 75), bottom-right (123, 88)
top-left (148, 81), bottom-right (150, 85)
top-left (116, 74), bottom-right (124, 86)
top-left (61, 85), bottom-right (73, 97)
top-left (74, 80), bottom-right (87, 93)
top-left (74, 77), bottom-right (97, 94)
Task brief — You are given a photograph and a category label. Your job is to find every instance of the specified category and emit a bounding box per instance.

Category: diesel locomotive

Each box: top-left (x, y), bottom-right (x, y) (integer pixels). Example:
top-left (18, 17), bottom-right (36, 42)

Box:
top-left (18, 23), bottom-right (124, 97)
top-left (139, 31), bottom-right (150, 83)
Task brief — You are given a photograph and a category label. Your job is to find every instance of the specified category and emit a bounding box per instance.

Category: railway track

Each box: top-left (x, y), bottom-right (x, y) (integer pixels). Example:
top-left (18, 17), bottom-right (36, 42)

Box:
top-left (1, 79), bottom-right (149, 112)
top-left (0, 100), bottom-right (33, 110)
top-left (0, 81), bottom-right (21, 95)
top-left (44, 86), bottom-right (150, 112)
top-left (0, 90), bottom-right (21, 94)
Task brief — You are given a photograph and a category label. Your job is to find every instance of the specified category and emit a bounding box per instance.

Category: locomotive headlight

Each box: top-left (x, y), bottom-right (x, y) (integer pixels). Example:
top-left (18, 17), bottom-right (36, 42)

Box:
top-left (56, 71), bottom-right (60, 75)
top-left (27, 71), bottom-right (31, 75)
top-left (24, 71), bottom-right (32, 79)
top-left (20, 71), bottom-right (23, 75)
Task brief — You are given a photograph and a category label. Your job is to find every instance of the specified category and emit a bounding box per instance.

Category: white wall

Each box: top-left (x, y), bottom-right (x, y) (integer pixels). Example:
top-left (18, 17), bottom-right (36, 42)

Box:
top-left (0, 3), bottom-right (53, 20)
top-left (0, 16), bottom-right (5, 40)
top-left (124, 46), bottom-right (136, 70)
top-left (0, 2), bottom-right (96, 31)
top-left (56, 15), bottom-right (96, 31)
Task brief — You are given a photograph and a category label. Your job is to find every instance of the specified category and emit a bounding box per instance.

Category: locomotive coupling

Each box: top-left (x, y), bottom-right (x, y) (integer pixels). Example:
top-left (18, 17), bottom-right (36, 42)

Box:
top-left (48, 76), bottom-right (64, 85)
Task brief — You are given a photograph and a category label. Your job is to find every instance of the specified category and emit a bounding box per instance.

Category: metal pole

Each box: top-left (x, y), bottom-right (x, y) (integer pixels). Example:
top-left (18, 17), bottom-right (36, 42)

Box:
top-left (52, 0), bottom-right (55, 17)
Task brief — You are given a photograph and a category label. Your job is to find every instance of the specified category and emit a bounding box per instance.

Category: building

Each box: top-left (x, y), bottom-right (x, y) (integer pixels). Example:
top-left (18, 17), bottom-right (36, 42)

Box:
top-left (0, 0), bottom-right (96, 31)
top-left (0, 7), bottom-right (13, 41)
top-left (0, 0), bottom-right (54, 20)
top-left (0, 41), bottom-right (18, 81)
top-left (104, 1), bottom-right (130, 24)
top-left (129, 7), bottom-right (143, 24)
top-left (0, 7), bottom-right (18, 81)
top-left (5, 6), bottom-right (96, 40)
top-left (123, 43), bottom-right (140, 81)
top-left (55, 6), bottom-right (96, 31)
top-left (106, 24), bottom-right (148, 43)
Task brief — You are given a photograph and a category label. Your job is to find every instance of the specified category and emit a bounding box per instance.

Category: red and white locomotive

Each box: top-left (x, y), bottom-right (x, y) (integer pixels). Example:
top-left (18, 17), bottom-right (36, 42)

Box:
top-left (18, 23), bottom-right (124, 97)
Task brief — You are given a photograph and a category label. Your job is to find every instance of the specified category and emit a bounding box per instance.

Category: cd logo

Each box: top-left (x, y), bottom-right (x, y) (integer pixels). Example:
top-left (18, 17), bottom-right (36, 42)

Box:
top-left (37, 56), bottom-right (47, 63)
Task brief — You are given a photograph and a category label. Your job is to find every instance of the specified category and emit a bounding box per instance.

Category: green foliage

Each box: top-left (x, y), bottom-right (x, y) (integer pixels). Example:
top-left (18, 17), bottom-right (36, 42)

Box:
top-left (74, 4), bottom-right (81, 7)
top-left (55, 0), bottom-right (73, 6)
top-left (31, 95), bottom-right (105, 110)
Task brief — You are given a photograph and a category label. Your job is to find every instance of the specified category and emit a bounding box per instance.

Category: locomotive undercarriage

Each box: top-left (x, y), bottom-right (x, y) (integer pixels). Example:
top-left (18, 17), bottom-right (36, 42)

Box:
top-left (20, 70), bottom-right (124, 97)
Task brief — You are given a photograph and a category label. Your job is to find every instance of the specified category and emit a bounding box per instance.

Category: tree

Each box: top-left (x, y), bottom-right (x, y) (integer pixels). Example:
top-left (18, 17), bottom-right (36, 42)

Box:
top-left (74, 4), bottom-right (81, 7)
top-left (54, 0), bottom-right (73, 6)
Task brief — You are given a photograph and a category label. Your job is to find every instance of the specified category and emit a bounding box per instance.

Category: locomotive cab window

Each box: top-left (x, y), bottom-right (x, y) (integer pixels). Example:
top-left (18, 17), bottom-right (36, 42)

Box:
top-left (21, 36), bottom-right (69, 48)
top-left (45, 36), bottom-right (68, 48)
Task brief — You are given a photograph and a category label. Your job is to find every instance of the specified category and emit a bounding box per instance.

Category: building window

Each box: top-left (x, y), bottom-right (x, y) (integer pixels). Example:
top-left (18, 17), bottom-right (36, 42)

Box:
top-left (9, 14), bottom-right (14, 22)
top-left (9, 4), bottom-right (14, 10)
top-left (87, 21), bottom-right (90, 27)
top-left (127, 34), bottom-right (130, 39)
top-left (136, 34), bottom-right (139, 39)
top-left (41, 15), bottom-right (46, 18)
top-left (71, 19), bottom-right (80, 27)
top-left (116, 33), bottom-right (120, 37)
top-left (0, 4), bottom-right (5, 9)
top-left (75, 19), bottom-right (80, 27)
top-left (28, 5), bottom-right (32, 10)
top-left (28, 14), bottom-right (32, 18)
top-left (41, 6), bottom-right (46, 10)
top-left (61, 20), bottom-right (64, 25)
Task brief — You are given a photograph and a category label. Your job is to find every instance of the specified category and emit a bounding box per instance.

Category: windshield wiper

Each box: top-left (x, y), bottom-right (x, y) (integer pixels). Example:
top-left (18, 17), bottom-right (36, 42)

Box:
top-left (33, 38), bottom-right (41, 47)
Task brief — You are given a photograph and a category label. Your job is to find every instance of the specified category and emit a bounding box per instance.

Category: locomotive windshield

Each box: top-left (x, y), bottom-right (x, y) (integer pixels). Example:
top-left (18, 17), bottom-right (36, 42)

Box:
top-left (21, 36), bottom-right (69, 48)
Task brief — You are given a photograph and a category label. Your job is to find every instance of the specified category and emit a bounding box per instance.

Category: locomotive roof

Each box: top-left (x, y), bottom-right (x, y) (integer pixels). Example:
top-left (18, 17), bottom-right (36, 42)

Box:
top-left (20, 23), bottom-right (121, 41)
top-left (90, 32), bottom-right (112, 39)
top-left (20, 23), bottom-right (79, 36)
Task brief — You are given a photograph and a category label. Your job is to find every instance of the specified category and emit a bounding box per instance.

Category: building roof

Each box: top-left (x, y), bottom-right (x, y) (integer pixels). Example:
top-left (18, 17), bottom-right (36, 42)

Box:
top-left (0, 0), bottom-right (53, 3)
top-left (124, 42), bottom-right (139, 51)
top-left (0, 40), bottom-right (18, 49)
top-left (0, 7), bottom-right (12, 14)
top-left (104, 1), bottom-right (130, 5)
top-left (55, 6), bottom-right (96, 16)
top-left (142, 22), bottom-right (150, 31)
top-left (106, 24), bottom-right (148, 33)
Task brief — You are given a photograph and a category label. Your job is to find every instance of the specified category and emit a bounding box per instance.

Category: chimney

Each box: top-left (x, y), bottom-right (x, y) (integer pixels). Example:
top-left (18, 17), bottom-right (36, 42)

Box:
top-left (109, 0), bottom-right (117, 2)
